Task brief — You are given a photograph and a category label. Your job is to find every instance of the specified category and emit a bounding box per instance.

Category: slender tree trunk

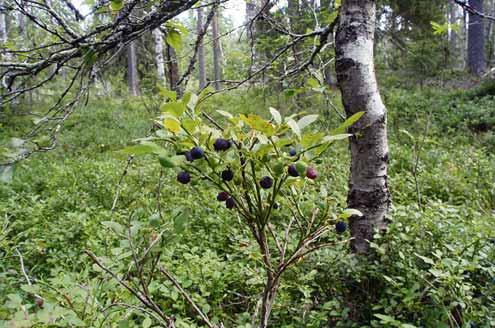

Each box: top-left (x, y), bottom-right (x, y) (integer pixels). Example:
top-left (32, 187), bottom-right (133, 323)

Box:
top-left (211, 8), bottom-right (222, 91)
top-left (0, 1), bottom-right (8, 57)
top-left (152, 28), bottom-right (166, 85)
top-left (335, 0), bottom-right (390, 254)
top-left (127, 40), bottom-right (140, 96)
top-left (468, 0), bottom-right (486, 75)
top-left (18, 0), bottom-right (26, 36)
top-left (486, 0), bottom-right (495, 64)
top-left (197, 6), bottom-right (207, 89)
top-left (165, 44), bottom-right (182, 97)
top-left (246, 0), bottom-right (257, 76)
top-left (1, 1), bottom-right (12, 97)
top-left (449, 2), bottom-right (459, 68)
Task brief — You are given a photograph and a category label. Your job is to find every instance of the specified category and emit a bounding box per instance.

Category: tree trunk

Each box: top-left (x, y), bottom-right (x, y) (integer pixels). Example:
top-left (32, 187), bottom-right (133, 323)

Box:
top-left (335, 0), bottom-right (390, 254)
top-left (449, 2), bottom-right (459, 68)
top-left (245, 0), bottom-right (258, 76)
top-left (127, 40), bottom-right (140, 96)
top-left (486, 0), bottom-right (495, 64)
top-left (212, 8), bottom-right (222, 91)
top-left (0, 1), bottom-right (8, 53)
top-left (197, 6), bottom-right (207, 89)
top-left (152, 28), bottom-right (166, 85)
top-left (165, 44), bottom-right (181, 97)
top-left (18, 0), bottom-right (26, 36)
top-left (468, 0), bottom-right (486, 75)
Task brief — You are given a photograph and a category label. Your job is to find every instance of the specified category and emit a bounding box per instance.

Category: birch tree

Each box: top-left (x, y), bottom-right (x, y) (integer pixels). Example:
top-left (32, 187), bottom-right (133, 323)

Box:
top-left (127, 40), bottom-right (140, 96)
top-left (335, 0), bottom-right (390, 254)
top-left (152, 28), bottom-right (166, 85)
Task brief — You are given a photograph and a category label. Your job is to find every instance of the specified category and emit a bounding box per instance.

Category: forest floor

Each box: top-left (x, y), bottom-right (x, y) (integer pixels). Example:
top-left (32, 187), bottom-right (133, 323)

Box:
top-left (1, 83), bottom-right (494, 327)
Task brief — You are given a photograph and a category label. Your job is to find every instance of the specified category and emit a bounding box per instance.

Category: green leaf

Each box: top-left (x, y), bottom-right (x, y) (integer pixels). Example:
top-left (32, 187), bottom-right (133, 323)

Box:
top-left (240, 114), bottom-right (276, 136)
top-left (158, 156), bottom-right (176, 168)
top-left (322, 134), bottom-right (352, 142)
top-left (184, 92), bottom-right (198, 111)
top-left (182, 119), bottom-right (200, 132)
top-left (101, 221), bottom-right (124, 234)
top-left (415, 253), bottom-right (435, 265)
top-left (158, 87), bottom-right (177, 101)
top-left (286, 118), bottom-right (301, 138)
top-left (142, 318), bottom-right (152, 328)
top-left (109, 0), bottom-right (124, 11)
top-left (269, 107), bottom-right (282, 125)
top-left (306, 78), bottom-right (320, 88)
top-left (374, 314), bottom-right (396, 323)
top-left (216, 110), bottom-right (233, 119)
top-left (161, 102), bottom-right (186, 117)
top-left (297, 115), bottom-right (318, 130)
top-left (120, 141), bottom-right (166, 156)
top-left (166, 30), bottom-right (182, 50)
top-left (163, 118), bottom-right (181, 134)
top-left (332, 111), bottom-right (365, 134)
top-left (339, 208), bottom-right (363, 219)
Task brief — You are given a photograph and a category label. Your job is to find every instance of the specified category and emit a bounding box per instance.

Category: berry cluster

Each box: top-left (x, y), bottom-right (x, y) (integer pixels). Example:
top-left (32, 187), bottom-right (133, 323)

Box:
top-left (173, 138), bottom-right (347, 234)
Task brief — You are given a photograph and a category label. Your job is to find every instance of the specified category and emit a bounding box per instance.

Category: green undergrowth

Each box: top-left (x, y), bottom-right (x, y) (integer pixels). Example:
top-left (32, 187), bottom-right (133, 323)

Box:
top-left (0, 86), bottom-right (494, 327)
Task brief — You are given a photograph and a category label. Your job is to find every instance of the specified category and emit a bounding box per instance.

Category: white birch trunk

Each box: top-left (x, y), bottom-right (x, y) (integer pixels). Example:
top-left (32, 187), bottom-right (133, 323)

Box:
top-left (127, 40), bottom-right (140, 96)
top-left (152, 28), bottom-right (166, 85)
top-left (335, 0), bottom-right (390, 254)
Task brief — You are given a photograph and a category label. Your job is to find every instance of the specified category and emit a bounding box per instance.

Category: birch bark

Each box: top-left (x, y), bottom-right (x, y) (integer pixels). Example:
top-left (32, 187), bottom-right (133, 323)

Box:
top-left (127, 40), bottom-right (140, 96)
top-left (152, 28), bottom-right (166, 85)
top-left (335, 0), bottom-right (390, 254)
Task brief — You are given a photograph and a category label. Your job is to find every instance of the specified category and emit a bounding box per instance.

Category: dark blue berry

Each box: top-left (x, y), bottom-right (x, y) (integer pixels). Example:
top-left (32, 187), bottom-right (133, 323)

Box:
top-left (177, 171), bottom-right (191, 184)
top-left (225, 197), bottom-right (236, 209)
top-left (217, 191), bottom-right (229, 201)
top-left (214, 138), bottom-right (231, 151)
top-left (288, 164), bottom-right (299, 177)
top-left (221, 169), bottom-right (234, 181)
top-left (335, 221), bottom-right (347, 234)
top-left (289, 147), bottom-right (297, 156)
top-left (259, 176), bottom-right (273, 189)
top-left (190, 147), bottom-right (204, 159)
top-left (184, 151), bottom-right (194, 162)
top-left (273, 202), bottom-right (280, 210)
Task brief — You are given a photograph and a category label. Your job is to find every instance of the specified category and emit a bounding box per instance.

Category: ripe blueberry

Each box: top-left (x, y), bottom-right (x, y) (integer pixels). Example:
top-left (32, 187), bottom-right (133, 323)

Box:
top-left (221, 169), bottom-right (234, 181)
top-left (288, 164), bottom-right (299, 177)
top-left (259, 176), bottom-right (273, 189)
top-left (273, 202), bottom-right (280, 210)
top-left (184, 151), bottom-right (194, 162)
top-left (214, 138), bottom-right (231, 151)
top-left (225, 197), bottom-right (236, 209)
top-left (306, 166), bottom-right (317, 180)
top-left (289, 147), bottom-right (297, 156)
top-left (190, 146), bottom-right (204, 159)
top-left (177, 171), bottom-right (191, 184)
top-left (335, 221), bottom-right (347, 234)
top-left (217, 191), bottom-right (229, 201)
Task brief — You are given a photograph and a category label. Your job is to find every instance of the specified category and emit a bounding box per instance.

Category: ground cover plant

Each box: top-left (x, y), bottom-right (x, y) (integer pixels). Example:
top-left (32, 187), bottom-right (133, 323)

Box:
top-left (1, 84), bottom-right (494, 327)
top-left (1, 0), bottom-right (495, 326)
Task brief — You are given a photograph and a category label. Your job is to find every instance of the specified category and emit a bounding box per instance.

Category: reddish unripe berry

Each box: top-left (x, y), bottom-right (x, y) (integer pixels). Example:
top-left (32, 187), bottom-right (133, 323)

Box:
top-left (306, 166), bottom-right (317, 180)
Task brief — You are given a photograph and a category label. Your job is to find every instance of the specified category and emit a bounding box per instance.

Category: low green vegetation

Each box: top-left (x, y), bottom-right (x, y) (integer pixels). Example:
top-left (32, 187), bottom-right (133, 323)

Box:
top-left (1, 84), bottom-right (494, 327)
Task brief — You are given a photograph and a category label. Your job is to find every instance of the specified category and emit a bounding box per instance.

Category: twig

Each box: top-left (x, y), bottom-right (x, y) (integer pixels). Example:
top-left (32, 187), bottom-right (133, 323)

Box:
top-left (111, 156), bottom-right (134, 211)
top-left (159, 266), bottom-right (217, 328)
